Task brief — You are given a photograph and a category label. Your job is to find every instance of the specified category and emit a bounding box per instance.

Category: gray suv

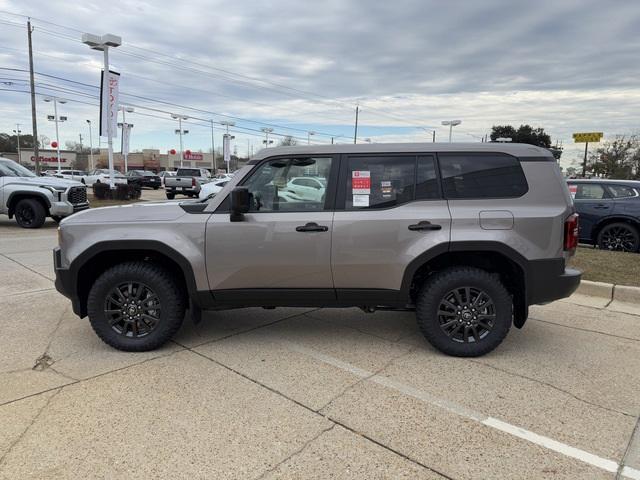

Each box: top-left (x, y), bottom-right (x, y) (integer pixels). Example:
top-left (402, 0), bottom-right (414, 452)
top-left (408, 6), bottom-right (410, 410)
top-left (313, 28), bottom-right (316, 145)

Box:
top-left (54, 143), bottom-right (581, 357)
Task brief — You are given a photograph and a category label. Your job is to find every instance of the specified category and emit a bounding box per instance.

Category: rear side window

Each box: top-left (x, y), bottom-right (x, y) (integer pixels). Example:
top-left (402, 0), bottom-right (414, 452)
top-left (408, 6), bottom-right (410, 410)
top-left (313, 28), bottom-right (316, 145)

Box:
top-left (176, 168), bottom-right (200, 176)
top-left (607, 184), bottom-right (638, 198)
top-left (438, 153), bottom-right (528, 199)
top-left (575, 184), bottom-right (608, 200)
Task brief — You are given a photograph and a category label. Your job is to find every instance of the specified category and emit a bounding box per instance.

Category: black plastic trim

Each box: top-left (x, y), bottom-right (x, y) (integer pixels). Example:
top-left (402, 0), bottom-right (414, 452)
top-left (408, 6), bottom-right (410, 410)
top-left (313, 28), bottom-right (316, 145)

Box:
top-left (179, 202), bottom-right (210, 214)
top-left (54, 240), bottom-right (202, 318)
top-left (7, 191), bottom-right (52, 213)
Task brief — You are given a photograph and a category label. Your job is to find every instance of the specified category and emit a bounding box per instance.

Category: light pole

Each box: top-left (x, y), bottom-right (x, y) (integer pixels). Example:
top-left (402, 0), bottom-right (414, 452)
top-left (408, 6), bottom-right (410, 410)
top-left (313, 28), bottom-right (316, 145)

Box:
top-left (171, 114), bottom-right (189, 168)
top-left (86, 120), bottom-right (94, 170)
top-left (210, 119), bottom-right (216, 173)
top-left (82, 32), bottom-right (122, 188)
top-left (261, 127), bottom-right (274, 148)
top-left (441, 120), bottom-right (461, 143)
top-left (307, 130), bottom-right (316, 145)
top-left (43, 97), bottom-right (67, 172)
top-left (220, 121), bottom-right (235, 172)
top-left (119, 106), bottom-right (134, 171)
top-left (12, 124), bottom-right (21, 164)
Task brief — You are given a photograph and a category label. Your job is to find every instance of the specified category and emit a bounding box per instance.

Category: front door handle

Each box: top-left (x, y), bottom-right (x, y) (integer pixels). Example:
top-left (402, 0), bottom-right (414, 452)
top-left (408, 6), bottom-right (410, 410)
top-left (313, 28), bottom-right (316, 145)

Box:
top-left (296, 222), bottom-right (329, 232)
top-left (408, 221), bottom-right (442, 231)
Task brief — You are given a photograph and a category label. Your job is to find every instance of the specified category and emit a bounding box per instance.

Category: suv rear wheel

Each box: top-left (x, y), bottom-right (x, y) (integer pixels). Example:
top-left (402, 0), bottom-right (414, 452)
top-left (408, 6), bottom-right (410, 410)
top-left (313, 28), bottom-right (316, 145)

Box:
top-left (87, 261), bottom-right (186, 351)
top-left (416, 267), bottom-right (512, 357)
top-left (597, 222), bottom-right (639, 252)
top-left (14, 198), bottom-right (47, 229)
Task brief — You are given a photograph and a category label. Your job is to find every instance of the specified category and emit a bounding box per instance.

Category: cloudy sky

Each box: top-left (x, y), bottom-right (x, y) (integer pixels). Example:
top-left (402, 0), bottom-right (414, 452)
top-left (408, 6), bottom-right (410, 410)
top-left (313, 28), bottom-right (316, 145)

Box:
top-left (1, 0), bottom-right (639, 167)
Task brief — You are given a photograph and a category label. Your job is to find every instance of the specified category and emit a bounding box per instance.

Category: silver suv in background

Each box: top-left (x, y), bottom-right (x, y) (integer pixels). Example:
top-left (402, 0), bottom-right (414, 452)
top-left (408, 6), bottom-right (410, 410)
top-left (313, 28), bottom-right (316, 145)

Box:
top-left (54, 143), bottom-right (581, 357)
top-left (0, 157), bottom-right (89, 228)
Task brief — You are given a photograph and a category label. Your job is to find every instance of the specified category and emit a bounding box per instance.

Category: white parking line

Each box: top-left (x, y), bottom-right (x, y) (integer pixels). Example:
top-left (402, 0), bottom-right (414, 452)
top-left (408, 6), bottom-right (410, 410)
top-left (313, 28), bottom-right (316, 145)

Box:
top-left (287, 342), bottom-right (640, 479)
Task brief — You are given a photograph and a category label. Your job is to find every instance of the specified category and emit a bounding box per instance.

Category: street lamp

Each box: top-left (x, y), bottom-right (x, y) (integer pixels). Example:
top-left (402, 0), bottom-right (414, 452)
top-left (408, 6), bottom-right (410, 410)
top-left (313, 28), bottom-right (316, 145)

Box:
top-left (307, 131), bottom-right (316, 145)
top-left (82, 32), bottom-right (122, 188)
top-left (12, 124), bottom-right (22, 164)
top-left (441, 120), bottom-right (462, 143)
top-left (43, 96), bottom-right (67, 172)
top-left (86, 120), bottom-right (95, 170)
top-left (261, 127), bottom-right (274, 148)
top-left (171, 114), bottom-right (189, 168)
top-left (119, 106), bottom-right (134, 171)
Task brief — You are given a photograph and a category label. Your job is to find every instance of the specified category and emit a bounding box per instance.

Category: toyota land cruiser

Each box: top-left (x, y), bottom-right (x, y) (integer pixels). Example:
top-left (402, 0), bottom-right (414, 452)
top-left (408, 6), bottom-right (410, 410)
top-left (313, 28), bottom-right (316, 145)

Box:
top-left (54, 143), bottom-right (581, 357)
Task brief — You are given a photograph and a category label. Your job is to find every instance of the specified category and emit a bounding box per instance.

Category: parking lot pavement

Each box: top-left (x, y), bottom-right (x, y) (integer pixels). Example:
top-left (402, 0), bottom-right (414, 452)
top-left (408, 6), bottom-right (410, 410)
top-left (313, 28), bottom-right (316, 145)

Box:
top-left (1, 218), bottom-right (639, 479)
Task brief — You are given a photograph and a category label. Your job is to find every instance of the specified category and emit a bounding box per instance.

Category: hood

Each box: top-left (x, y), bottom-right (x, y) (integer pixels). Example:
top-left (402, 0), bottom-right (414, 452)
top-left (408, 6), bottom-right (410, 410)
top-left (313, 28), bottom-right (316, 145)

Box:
top-left (62, 201), bottom-right (186, 225)
top-left (5, 176), bottom-right (84, 189)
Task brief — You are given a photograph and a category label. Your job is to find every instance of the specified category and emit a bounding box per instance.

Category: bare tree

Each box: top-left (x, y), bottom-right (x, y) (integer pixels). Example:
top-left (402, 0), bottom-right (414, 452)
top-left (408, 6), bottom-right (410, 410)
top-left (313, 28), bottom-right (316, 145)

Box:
top-left (588, 135), bottom-right (639, 179)
top-left (279, 136), bottom-right (297, 146)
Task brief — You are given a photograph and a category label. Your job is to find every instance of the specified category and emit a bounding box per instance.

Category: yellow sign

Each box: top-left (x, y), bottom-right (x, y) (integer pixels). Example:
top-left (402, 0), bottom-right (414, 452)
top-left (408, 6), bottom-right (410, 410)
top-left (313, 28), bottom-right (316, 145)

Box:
top-left (573, 132), bottom-right (603, 143)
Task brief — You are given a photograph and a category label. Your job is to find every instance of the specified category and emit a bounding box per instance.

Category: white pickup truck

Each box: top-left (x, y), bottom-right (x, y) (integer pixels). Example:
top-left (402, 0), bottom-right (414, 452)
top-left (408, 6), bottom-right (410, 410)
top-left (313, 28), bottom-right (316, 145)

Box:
top-left (164, 167), bottom-right (211, 199)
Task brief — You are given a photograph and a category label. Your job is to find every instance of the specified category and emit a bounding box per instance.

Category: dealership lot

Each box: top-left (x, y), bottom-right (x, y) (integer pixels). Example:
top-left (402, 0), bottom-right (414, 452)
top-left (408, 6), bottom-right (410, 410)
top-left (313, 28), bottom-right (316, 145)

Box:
top-left (0, 215), bottom-right (639, 479)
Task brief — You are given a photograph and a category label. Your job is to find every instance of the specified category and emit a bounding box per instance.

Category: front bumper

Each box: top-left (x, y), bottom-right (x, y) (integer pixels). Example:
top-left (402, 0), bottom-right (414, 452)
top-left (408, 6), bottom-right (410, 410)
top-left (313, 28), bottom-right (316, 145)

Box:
top-left (528, 260), bottom-right (582, 305)
top-left (53, 247), bottom-right (84, 317)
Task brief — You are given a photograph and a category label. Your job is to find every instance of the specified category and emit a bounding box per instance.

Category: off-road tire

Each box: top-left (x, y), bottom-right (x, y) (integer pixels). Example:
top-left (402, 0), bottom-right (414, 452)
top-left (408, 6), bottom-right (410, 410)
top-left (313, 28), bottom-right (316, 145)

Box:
top-left (166, 192), bottom-right (175, 200)
top-left (87, 261), bottom-right (186, 351)
top-left (415, 267), bottom-right (512, 357)
top-left (14, 198), bottom-right (47, 229)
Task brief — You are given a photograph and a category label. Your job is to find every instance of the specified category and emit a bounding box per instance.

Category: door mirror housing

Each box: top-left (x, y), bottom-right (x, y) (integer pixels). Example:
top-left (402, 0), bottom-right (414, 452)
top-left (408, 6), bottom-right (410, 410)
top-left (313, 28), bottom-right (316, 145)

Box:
top-left (230, 187), bottom-right (250, 222)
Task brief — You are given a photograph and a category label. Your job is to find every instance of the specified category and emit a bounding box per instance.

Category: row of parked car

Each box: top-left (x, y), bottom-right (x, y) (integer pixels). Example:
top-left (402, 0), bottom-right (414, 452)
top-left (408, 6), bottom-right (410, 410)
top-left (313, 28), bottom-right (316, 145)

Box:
top-left (43, 168), bottom-right (177, 189)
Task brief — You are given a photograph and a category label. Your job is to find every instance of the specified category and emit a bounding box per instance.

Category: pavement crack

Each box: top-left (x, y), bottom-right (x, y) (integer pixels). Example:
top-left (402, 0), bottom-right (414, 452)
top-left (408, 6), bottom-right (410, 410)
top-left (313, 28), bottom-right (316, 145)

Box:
top-left (617, 415), bottom-right (640, 479)
top-left (0, 387), bottom-right (62, 467)
top-left (252, 424), bottom-right (336, 480)
top-left (316, 346), bottom-right (417, 413)
top-left (469, 358), bottom-right (636, 418)
top-left (529, 317), bottom-right (640, 343)
top-left (0, 252), bottom-right (54, 283)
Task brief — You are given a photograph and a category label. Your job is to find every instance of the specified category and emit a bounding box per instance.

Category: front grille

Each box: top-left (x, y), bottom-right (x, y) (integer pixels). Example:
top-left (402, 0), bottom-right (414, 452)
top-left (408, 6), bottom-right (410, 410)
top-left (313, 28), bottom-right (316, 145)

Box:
top-left (68, 186), bottom-right (88, 205)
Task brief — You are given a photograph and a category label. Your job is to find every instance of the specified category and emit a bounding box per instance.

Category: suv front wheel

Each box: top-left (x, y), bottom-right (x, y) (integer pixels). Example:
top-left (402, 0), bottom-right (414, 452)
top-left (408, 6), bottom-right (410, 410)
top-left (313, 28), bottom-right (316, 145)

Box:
top-left (416, 267), bottom-right (512, 357)
top-left (87, 261), bottom-right (186, 351)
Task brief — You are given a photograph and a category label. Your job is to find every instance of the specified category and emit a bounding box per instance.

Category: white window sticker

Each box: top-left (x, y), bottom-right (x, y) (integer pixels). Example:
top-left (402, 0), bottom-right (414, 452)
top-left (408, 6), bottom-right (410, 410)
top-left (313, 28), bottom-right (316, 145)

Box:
top-left (352, 170), bottom-right (371, 194)
top-left (352, 194), bottom-right (370, 207)
top-left (568, 184), bottom-right (577, 199)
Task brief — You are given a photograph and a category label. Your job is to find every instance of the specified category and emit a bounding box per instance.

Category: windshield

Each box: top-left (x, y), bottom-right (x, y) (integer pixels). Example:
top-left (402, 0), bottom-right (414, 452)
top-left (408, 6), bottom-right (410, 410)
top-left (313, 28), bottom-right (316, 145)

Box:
top-left (0, 160), bottom-right (36, 177)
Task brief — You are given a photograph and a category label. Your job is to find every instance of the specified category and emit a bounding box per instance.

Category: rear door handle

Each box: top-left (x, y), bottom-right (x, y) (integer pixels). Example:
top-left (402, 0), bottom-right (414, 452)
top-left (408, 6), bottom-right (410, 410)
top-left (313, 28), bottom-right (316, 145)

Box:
top-left (594, 204), bottom-right (609, 209)
top-left (296, 222), bottom-right (329, 232)
top-left (408, 221), bottom-right (442, 231)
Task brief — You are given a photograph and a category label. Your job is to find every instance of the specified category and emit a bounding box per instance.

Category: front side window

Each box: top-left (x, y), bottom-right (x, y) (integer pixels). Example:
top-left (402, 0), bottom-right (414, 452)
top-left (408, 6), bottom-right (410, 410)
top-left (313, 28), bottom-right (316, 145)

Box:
top-left (439, 153), bottom-right (528, 199)
top-left (242, 157), bottom-right (333, 212)
top-left (575, 183), bottom-right (607, 200)
top-left (0, 160), bottom-right (35, 177)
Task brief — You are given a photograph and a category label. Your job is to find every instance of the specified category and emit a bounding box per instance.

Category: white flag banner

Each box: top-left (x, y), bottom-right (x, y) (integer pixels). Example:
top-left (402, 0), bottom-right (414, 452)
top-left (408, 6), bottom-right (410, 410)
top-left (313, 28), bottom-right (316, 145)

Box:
top-left (100, 69), bottom-right (120, 138)
top-left (122, 124), bottom-right (131, 155)
top-left (223, 135), bottom-right (231, 164)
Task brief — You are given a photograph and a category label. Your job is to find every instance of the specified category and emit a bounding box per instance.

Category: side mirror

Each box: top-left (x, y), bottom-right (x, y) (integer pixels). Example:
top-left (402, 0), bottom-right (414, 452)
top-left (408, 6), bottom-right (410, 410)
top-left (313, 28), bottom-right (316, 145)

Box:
top-left (230, 187), bottom-right (250, 222)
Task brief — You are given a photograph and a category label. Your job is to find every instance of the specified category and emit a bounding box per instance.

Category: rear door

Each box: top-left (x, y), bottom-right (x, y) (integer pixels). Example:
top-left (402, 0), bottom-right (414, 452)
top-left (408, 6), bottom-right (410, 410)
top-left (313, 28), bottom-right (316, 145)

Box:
top-left (331, 153), bottom-right (451, 304)
top-left (571, 183), bottom-right (612, 241)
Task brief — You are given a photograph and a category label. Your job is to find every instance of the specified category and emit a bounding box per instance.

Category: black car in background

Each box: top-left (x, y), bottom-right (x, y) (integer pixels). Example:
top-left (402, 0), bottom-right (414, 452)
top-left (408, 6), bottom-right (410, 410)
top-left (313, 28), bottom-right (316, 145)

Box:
top-left (125, 170), bottom-right (161, 189)
top-left (567, 179), bottom-right (640, 252)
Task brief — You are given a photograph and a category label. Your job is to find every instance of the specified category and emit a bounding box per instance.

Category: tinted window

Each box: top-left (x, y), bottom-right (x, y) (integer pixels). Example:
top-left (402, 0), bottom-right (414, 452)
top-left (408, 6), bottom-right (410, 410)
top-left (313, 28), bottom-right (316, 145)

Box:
top-left (607, 184), bottom-right (637, 198)
top-left (243, 157), bottom-right (332, 212)
top-left (346, 156), bottom-right (416, 209)
top-left (575, 183), bottom-right (607, 200)
top-left (176, 168), bottom-right (200, 176)
top-left (439, 153), bottom-right (528, 199)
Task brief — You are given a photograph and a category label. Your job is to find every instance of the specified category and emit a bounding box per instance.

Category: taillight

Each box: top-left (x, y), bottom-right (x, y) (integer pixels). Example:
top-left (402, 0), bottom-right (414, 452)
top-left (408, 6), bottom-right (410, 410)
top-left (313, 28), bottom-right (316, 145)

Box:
top-left (564, 213), bottom-right (579, 252)
top-left (192, 177), bottom-right (196, 187)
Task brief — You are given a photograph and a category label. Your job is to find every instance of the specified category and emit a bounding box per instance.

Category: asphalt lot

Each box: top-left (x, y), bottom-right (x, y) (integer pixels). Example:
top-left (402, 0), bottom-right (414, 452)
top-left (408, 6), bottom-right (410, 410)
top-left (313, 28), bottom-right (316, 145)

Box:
top-left (1, 193), bottom-right (639, 479)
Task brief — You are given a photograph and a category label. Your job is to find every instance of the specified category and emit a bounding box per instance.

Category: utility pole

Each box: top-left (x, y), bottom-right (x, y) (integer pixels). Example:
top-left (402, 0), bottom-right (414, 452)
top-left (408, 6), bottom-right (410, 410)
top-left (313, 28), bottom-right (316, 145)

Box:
top-left (433, 130), bottom-right (436, 143)
top-left (353, 105), bottom-right (359, 144)
top-left (27, 19), bottom-right (40, 173)
top-left (86, 120), bottom-right (94, 170)
top-left (582, 142), bottom-right (589, 177)
top-left (78, 133), bottom-right (83, 169)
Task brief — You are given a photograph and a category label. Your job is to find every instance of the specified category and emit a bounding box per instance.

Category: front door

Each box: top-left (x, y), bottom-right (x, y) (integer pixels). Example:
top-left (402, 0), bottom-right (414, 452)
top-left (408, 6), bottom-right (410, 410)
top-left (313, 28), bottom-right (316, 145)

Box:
top-left (572, 183), bottom-right (613, 241)
top-left (331, 154), bottom-right (451, 305)
top-left (205, 156), bottom-right (338, 304)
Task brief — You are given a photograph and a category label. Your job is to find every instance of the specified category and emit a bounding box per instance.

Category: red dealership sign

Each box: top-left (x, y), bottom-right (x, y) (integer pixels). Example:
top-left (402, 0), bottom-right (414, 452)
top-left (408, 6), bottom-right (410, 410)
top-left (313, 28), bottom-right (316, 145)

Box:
top-left (184, 152), bottom-right (203, 161)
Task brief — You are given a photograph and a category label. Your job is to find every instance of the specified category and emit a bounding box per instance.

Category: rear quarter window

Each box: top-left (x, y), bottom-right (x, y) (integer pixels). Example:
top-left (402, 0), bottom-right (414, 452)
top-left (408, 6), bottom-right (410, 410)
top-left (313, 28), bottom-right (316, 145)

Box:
top-left (438, 153), bottom-right (528, 199)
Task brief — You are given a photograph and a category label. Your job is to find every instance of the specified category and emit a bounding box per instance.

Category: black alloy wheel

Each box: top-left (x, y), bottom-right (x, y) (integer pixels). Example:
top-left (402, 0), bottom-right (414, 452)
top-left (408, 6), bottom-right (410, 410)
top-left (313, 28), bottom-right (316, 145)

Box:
top-left (437, 287), bottom-right (496, 343)
top-left (598, 223), bottom-right (639, 252)
top-left (104, 281), bottom-right (162, 338)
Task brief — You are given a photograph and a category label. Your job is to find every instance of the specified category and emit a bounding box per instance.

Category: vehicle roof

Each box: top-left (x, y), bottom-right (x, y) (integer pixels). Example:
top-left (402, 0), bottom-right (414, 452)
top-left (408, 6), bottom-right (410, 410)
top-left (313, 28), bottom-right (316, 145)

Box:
top-left (251, 142), bottom-right (554, 161)
top-left (568, 178), bottom-right (640, 186)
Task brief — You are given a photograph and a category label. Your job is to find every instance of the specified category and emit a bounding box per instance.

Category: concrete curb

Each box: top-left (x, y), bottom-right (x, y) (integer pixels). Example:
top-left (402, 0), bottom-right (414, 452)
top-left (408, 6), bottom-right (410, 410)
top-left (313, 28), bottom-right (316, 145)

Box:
top-left (571, 280), bottom-right (640, 314)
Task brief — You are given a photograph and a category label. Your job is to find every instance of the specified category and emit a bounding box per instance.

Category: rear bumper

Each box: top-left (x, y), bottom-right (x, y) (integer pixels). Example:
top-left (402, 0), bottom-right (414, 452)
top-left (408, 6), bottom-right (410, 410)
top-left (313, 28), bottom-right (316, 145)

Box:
top-left (528, 259), bottom-right (581, 305)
